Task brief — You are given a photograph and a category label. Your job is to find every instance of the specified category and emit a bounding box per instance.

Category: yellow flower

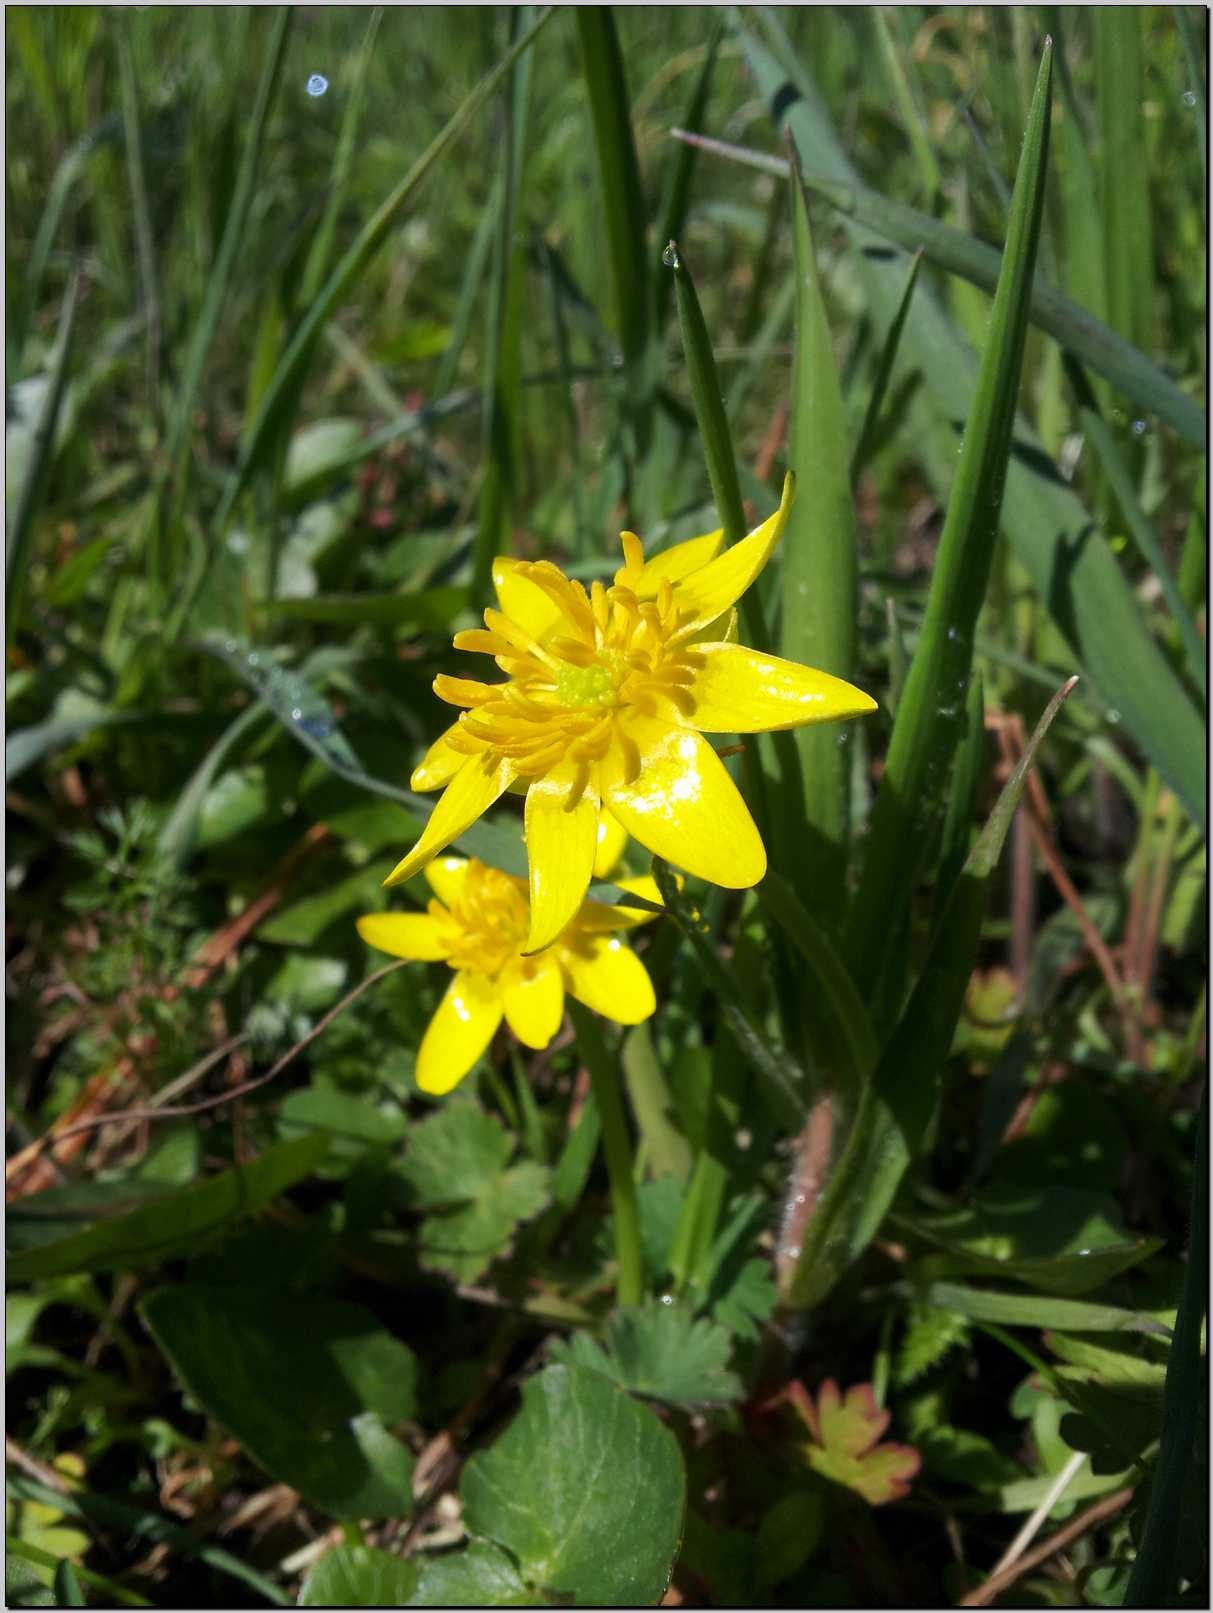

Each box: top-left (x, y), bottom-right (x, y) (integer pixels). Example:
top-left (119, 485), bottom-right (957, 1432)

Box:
top-left (357, 856), bottom-right (660, 1096)
top-left (384, 473), bottom-right (876, 951)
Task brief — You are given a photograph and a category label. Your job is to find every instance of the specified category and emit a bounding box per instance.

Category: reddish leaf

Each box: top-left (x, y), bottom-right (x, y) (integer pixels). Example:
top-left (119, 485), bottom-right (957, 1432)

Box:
top-left (791, 1379), bottom-right (921, 1506)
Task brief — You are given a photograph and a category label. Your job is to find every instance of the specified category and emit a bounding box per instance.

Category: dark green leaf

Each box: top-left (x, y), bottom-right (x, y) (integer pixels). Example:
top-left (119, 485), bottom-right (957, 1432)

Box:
top-left (299, 1546), bottom-right (418, 1608)
top-left (141, 1285), bottom-right (418, 1520)
top-left (550, 1303), bottom-right (742, 1406)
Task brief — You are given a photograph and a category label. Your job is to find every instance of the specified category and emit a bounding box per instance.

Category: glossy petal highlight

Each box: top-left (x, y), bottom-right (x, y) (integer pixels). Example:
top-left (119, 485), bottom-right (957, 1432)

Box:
top-left (423, 855), bottom-right (471, 907)
top-left (356, 911), bottom-right (451, 961)
top-left (592, 808), bottom-right (629, 880)
top-left (492, 557), bottom-right (568, 641)
top-left (523, 762), bottom-right (599, 953)
top-left (561, 934), bottom-right (656, 1024)
top-left (384, 756), bottom-right (514, 888)
top-left (416, 970), bottom-right (503, 1095)
top-left (411, 722), bottom-right (468, 791)
top-left (601, 714), bottom-right (766, 888)
top-left (685, 643), bottom-right (878, 733)
top-left (502, 953), bottom-right (565, 1049)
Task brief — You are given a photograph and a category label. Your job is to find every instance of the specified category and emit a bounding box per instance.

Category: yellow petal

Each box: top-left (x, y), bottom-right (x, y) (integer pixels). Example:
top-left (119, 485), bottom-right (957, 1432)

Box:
top-left (492, 557), bottom-right (565, 641)
top-left (576, 873), bottom-right (665, 933)
top-left (412, 722), bottom-right (468, 792)
top-left (356, 911), bottom-right (450, 960)
top-left (523, 763), bottom-right (600, 953)
top-left (423, 855), bottom-right (470, 907)
top-left (384, 756), bottom-right (514, 888)
top-left (686, 643), bottom-right (878, 733)
top-left (617, 527), bottom-right (726, 595)
top-left (501, 953), bottom-right (565, 1049)
top-left (416, 970), bottom-right (503, 1095)
top-left (670, 472), bottom-right (795, 640)
top-left (592, 808), bottom-right (629, 879)
top-left (560, 934), bottom-right (656, 1024)
top-left (601, 714), bottom-right (766, 888)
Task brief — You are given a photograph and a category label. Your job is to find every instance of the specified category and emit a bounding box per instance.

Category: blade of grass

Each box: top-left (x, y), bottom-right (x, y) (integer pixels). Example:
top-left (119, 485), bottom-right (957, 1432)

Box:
top-left (654, 20), bottom-right (723, 331)
top-left (472, 7), bottom-right (534, 601)
top-left (161, 7), bottom-right (292, 519)
top-left (6, 269), bottom-right (80, 638)
top-left (778, 676), bottom-right (1078, 1309)
top-left (1096, 9), bottom-right (1154, 358)
top-left (1080, 406), bottom-right (1206, 699)
top-left (298, 5), bottom-right (384, 306)
top-left (568, 1002), bottom-right (643, 1307)
top-left (850, 248), bottom-right (922, 485)
top-left (1125, 1085), bottom-right (1208, 1605)
top-left (672, 129), bottom-right (1205, 448)
top-left (844, 41), bottom-right (1055, 1013)
top-left (115, 22), bottom-right (161, 427)
top-left (872, 7), bottom-right (940, 206)
top-left (575, 6), bottom-right (655, 446)
top-left (212, 7), bottom-right (556, 542)
top-left (780, 139), bottom-right (861, 926)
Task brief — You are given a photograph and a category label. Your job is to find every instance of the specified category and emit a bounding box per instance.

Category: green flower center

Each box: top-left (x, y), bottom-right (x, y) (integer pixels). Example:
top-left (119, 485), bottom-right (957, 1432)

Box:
top-left (555, 658), bottom-right (620, 710)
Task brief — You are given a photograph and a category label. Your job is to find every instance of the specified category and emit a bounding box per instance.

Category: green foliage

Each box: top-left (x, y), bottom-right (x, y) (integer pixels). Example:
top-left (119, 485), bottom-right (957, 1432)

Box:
top-left (461, 1364), bottom-right (686, 1606)
top-left (400, 1099), bottom-right (551, 1282)
top-left (551, 1302), bottom-right (742, 1405)
top-left (5, 8), bottom-right (1204, 1606)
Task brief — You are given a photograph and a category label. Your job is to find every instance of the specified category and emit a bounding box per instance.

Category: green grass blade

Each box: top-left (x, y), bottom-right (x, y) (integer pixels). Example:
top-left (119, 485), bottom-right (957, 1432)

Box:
top-left (298, 5), bottom-right (384, 307)
top-left (433, 183), bottom-right (499, 401)
top-left (575, 6), bottom-right (654, 432)
top-left (844, 41), bottom-right (1055, 1007)
top-left (667, 243), bottom-right (745, 545)
top-left (6, 268), bottom-right (80, 638)
top-left (780, 142), bottom-right (860, 924)
top-left (162, 7), bottom-right (292, 508)
top-left (653, 860), bottom-right (807, 1131)
top-left (1081, 406), bottom-right (1206, 699)
top-left (116, 18), bottom-right (161, 425)
top-left (871, 7), bottom-right (940, 205)
top-left (1125, 1087), bottom-right (1208, 1605)
top-left (780, 676), bottom-right (1077, 1309)
top-left (654, 22), bottom-right (723, 331)
top-left (673, 130), bottom-right (1205, 448)
top-left (215, 7), bottom-right (556, 537)
top-left (1096, 8), bottom-right (1155, 357)
top-left (473, 7), bottom-right (534, 601)
top-left (850, 248), bottom-right (922, 485)
top-left (9, 117), bottom-right (118, 382)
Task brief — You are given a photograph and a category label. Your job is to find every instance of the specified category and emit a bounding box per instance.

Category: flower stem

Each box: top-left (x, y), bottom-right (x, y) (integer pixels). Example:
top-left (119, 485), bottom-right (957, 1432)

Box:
top-left (568, 1001), bottom-right (643, 1307)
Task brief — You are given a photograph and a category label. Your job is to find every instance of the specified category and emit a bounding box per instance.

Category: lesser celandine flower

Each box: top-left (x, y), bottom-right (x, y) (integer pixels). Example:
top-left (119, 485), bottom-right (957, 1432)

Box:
top-left (384, 474), bottom-right (876, 951)
top-left (357, 855), bottom-right (660, 1095)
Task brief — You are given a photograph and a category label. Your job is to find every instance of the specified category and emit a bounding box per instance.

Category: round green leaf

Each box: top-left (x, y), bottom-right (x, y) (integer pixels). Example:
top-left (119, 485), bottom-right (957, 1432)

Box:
top-left (461, 1364), bottom-right (685, 1606)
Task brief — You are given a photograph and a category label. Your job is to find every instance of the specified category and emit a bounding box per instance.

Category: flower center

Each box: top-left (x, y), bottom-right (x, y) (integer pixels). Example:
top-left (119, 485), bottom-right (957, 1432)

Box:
top-left (440, 862), bottom-right (529, 977)
top-left (437, 557), bottom-right (704, 794)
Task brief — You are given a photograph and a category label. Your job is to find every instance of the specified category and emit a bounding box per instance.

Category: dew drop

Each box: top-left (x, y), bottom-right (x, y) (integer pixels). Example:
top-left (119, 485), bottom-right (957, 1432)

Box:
top-left (660, 1293), bottom-right (674, 1307)
top-left (1107, 708), bottom-right (1122, 725)
top-left (947, 625), bottom-right (959, 641)
top-left (246, 652), bottom-right (261, 668)
top-left (785, 1247), bottom-right (801, 1261)
top-left (1131, 419), bottom-right (1147, 436)
top-left (291, 707), bottom-right (304, 722)
top-left (661, 240), bottom-right (680, 269)
top-left (1183, 89), bottom-right (1197, 107)
top-left (223, 638), bottom-right (239, 655)
top-left (306, 73), bottom-right (329, 97)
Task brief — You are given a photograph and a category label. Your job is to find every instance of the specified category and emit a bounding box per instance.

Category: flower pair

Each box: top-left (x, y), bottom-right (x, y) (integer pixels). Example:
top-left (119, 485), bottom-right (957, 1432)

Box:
top-left (382, 475), bottom-right (876, 953)
top-left (357, 855), bottom-right (660, 1095)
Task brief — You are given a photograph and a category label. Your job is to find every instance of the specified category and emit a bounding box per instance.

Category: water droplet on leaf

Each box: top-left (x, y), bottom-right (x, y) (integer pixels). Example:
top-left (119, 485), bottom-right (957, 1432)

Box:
top-left (306, 73), bottom-right (329, 97)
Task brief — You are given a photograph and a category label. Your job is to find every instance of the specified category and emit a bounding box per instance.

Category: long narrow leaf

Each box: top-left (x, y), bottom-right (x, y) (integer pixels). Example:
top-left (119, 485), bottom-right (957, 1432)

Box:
top-left (671, 129), bottom-right (1205, 449)
top-left (844, 41), bottom-right (1054, 1009)
top-left (780, 141), bottom-right (860, 924)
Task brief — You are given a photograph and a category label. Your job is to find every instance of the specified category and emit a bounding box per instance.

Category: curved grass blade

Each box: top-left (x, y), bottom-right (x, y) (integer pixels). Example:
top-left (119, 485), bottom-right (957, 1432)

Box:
top-left (782, 139), bottom-right (860, 924)
top-left (780, 676), bottom-right (1078, 1310)
top-left (116, 19), bottom-right (161, 423)
top-left (671, 130), bottom-right (1205, 449)
top-left (215, 8), bottom-right (555, 537)
top-left (843, 40), bottom-right (1054, 1010)
top-left (6, 269), bottom-right (80, 637)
